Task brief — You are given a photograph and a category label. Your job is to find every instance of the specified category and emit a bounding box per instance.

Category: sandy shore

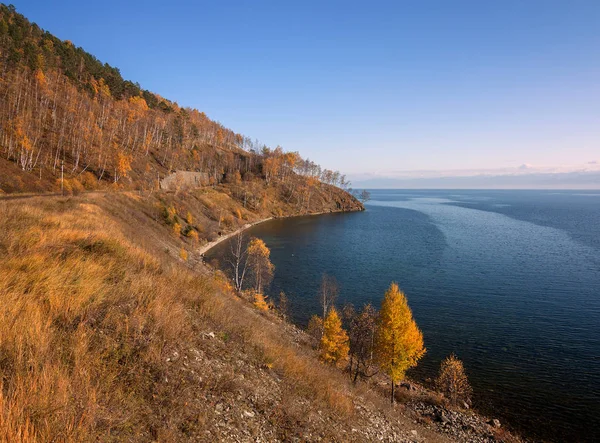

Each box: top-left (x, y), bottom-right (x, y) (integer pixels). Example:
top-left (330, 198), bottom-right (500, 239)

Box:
top-left (197, 217), bottom-right (274, 255)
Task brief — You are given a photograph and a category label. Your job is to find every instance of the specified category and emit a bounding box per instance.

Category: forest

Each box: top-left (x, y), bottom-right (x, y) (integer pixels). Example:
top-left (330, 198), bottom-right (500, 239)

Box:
top-left (0, 4), bottom-right (350, 195)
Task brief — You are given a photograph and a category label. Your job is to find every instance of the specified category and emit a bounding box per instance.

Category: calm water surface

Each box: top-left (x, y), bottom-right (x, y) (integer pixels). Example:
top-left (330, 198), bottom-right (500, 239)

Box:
top-left (207, 190), bottom-right (600, 441)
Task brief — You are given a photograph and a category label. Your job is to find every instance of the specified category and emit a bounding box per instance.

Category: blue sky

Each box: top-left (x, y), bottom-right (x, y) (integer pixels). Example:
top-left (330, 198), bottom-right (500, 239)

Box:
top-left (12, 0), bottom-right (600, 182)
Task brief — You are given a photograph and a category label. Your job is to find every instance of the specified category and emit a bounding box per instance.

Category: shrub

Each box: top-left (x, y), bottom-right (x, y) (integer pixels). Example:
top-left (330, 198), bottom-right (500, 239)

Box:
top-left (79, 171), bottom-right (99, 190)
top-left (253, 293), bottom-right (269, 311)
top-left (70, 178), bottom-right (85, 195)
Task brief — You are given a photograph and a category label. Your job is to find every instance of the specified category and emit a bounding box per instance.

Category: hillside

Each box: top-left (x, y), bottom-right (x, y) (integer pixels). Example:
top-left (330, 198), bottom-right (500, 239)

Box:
top-left (0, 190), bottom-right (523, 442)
top-left (0, 4), bottom-right (350, 197)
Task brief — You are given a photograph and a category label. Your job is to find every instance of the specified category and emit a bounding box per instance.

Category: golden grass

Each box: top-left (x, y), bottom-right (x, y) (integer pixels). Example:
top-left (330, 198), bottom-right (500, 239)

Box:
top-left (0, 193), bottom-right (357, 441)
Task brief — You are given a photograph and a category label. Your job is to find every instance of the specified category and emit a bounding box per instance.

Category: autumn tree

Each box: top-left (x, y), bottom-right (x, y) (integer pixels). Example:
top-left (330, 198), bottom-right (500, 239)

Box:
top-left (114, 152), bottom-right (132, 182)
top-left (319, 307), bottom-right (349, 366)
top-left (344, 303), bottom-right (379, 384)
top-left (246, 237), bottom-right (274, 294)
top-left (375, 282), bottom-right (425, 403)
top-left (436, 354), bottom-right (472, 407)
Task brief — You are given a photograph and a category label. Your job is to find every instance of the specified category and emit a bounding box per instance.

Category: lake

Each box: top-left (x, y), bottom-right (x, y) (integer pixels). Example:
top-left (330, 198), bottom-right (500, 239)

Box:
top-left (206, 189), bottom-right (600, 441)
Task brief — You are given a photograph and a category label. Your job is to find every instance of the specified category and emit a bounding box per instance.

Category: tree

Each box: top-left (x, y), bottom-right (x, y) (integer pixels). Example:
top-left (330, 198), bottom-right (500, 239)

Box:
top-left (115, 152), bottom-right (132, 182)
top-left (344, 303), bottom-right (379, 384)
top-left (278, 291), bottom-right (290, 320)
top-left (246, 237), bottom-right (274, 294)
top-left (358, 189), bottom-right (371, 203)
top-left (436, 354), bottom-right (472, 407)
top-left (375, 282), bottom-right (425, 403)
top-left (306, 314), bottom-right (324, 345)
top-left (319, 273), bottom-right (338, 320)
top-left (227, 232), bottom-right (248, 292)
top-left (319, 307), bottom-right (349, 366)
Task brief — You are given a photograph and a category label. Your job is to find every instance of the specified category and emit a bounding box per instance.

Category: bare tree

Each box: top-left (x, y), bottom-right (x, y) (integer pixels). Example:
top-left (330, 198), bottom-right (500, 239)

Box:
top-left (358, 189), bottom-right (371, 203)
top-left (227, 232), bottom-right (248, 292)
top-left (278, 291), bottom-right (291, 320)
top-left (344, 303), bottom-right (379, 384)
top-left (319, 273), bottom-right (339, 319)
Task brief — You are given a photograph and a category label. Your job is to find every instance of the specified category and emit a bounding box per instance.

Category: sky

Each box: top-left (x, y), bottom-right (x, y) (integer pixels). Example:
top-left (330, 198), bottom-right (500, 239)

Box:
top-left (12, 0), bottom-right (600, 186)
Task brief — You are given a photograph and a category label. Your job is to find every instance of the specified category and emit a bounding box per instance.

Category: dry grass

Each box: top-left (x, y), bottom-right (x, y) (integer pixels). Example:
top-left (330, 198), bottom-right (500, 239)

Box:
top-left (0, 199), bottom-right (199, 440)
top-left (0, 192), bottom-right (359, 441)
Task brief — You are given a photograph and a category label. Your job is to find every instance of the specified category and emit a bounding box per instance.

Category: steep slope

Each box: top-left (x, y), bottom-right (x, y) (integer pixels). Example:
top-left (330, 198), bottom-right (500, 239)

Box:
top-left (0, 4), bottom-right (351, 199)
top-left (0, 191), bottom-right (445, 442)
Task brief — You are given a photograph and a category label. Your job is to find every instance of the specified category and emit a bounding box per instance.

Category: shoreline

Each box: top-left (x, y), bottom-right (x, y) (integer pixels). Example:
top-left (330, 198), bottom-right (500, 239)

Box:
top-left (198, 207), bottom-right (362, 256)
top-left (197, 217), bottom-right (274, 256)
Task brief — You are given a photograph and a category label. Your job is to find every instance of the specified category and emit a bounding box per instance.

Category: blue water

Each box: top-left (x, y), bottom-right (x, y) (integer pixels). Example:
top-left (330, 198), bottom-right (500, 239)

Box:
top-left (207, 190), bottom-right (600, 441)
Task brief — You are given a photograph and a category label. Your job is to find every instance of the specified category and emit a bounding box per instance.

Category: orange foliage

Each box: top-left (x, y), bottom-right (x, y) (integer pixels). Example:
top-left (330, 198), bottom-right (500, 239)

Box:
top-left (319, 308), bottom-right (349, 366)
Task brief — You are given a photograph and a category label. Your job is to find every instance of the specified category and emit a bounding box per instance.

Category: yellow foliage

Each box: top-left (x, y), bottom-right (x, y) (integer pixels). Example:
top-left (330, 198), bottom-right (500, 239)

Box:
top-left (34, 69), bottom-right (47, 88)
top-left (247, 237), bottom-right (270, 259)
top-left (167, 206), bottom-right (177, 219)
top-left (375, 282), bottom-right (425, 385)
top-left (179, 248), bottom-right (188, 262)
top-left (79, 172), bottom-right (99, 190)
top-left (187, 230), bottom-right (199, 243)
top-left (186, 211), bottom-right (193, 225)
top-left (247, 237), bottom-right (274, 294)
top-left (173, 222), bottom-right (182, 236)
top-left (319, 307), bottom-right (349, 365)
top-left (116, 152), bottom-right (132, 179)
top-left (253, 293), bottom-right (269, 311)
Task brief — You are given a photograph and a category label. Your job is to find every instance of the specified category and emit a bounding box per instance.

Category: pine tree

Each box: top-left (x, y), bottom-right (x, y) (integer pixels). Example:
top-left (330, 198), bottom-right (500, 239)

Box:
top-left (319, 307), bottom-right (349, 366)
top-left (375, 282), bottom-right (425, 403)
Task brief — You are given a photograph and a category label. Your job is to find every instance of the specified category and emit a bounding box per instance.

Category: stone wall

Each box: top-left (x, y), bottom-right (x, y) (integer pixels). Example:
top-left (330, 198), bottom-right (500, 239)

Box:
top-left (160, 171), bottom-right (209, 190)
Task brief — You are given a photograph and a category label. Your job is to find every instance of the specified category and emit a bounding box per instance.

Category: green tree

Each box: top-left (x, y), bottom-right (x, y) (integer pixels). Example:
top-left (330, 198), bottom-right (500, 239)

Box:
top-left (375, 282), bottom-right (425, 403)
